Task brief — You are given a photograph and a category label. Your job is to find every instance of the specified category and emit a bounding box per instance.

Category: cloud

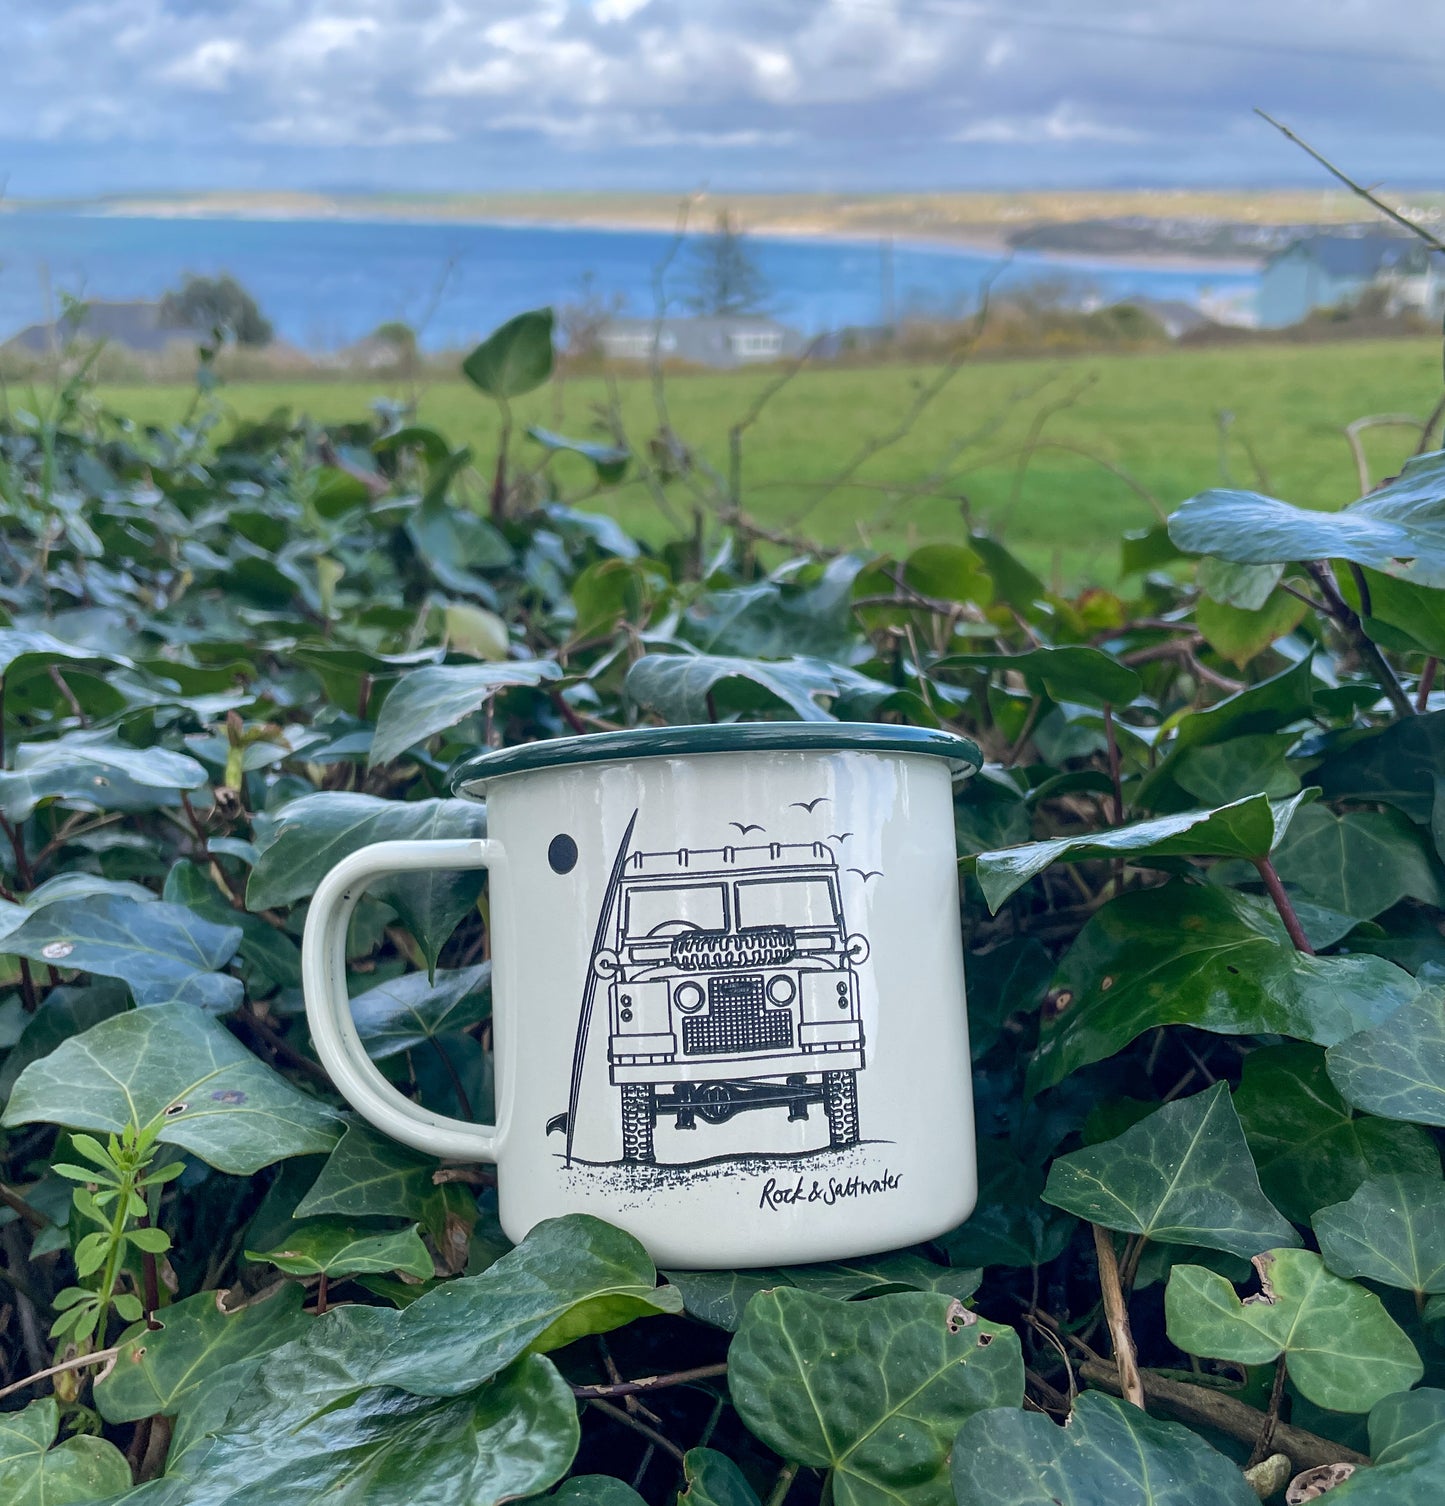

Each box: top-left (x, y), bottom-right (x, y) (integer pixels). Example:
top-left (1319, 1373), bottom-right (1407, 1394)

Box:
top-left (0, 0), bottom-right (1439, 194)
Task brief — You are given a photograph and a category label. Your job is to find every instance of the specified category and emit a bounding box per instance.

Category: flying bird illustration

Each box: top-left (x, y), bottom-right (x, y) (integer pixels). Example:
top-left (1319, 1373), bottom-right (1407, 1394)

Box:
top-left (729, 821), bottom-right (765, 835)
top-left (849, 869), bottom-right (884, 883)
top-left (790, 797), bottom-right (831, 812)
top-left (828, 832), bottom-right (854, 843)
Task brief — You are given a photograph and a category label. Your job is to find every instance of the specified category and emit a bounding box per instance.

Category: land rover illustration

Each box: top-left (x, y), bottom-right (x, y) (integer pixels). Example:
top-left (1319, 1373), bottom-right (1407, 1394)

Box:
top-left (586, 838), bottom-right (871, 1164)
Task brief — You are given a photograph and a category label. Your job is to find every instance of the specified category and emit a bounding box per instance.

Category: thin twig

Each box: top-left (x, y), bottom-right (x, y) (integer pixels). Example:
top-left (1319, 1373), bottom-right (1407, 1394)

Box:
top-left (1248, 1355), bottom-right (1289, 1468)
top-left (588, 1398), bottom-right (687, 1465)
top-left (1255, 112), bottom-right (1445, 255)
top-left (1253, 857), bottom-right (1315, 954)
top-left (767, 1462), bottom-right (801, 1506)
top-left (1301, 559), bottom-right (1414, 717)
top-left (1417, 657), bottom-right (1438, 712)
top-left (571, 1361), bottom-right (729, 1401)
top-left (1092, 1224), bottom-right (1144, 1409)
top-left (0, 1184), bottom-right (46, 1232)
top-left (0, 1346), bottom-right (122, 1404)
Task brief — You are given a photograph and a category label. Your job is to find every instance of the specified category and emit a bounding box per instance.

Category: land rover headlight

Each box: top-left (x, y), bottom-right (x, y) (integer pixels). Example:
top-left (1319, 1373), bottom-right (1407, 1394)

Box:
top-left (767, 974), bottom-right (797, 1005)
top-left (674, 980), bottom-right (705, 1012)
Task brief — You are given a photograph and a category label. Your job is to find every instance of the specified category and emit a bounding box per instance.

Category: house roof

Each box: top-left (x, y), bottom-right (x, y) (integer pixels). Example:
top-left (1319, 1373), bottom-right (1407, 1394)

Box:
top-left (1269, 234), bottom-right (1430, 278)
top-left (2, 300), bottom-right (208, 355)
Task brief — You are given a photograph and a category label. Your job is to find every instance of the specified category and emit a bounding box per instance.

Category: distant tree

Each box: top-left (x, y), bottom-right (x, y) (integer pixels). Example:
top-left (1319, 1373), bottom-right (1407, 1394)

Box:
top-left (370, 320), bottom-right (419, 370)
top-left (683, 213), bottom-right (768, 317)
top-left (160, 274), bottom-right (273, 347)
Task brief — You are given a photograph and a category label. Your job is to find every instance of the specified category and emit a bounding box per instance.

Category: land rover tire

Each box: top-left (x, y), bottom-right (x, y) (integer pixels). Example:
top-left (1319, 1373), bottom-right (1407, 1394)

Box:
top-left (620, 1084), bottom-right (656, 1163)
top-left (823, 1070), bottom-right (860, 1148)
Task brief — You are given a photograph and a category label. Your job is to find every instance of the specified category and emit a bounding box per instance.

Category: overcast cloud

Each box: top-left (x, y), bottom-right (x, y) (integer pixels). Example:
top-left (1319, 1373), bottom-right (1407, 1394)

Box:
top-left (2, 0), bottom-right (1440, 196)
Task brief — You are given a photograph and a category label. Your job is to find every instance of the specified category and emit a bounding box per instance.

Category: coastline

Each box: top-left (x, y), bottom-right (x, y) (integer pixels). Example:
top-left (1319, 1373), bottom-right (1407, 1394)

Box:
top-left (0, 199), bottom-right (1263, 277)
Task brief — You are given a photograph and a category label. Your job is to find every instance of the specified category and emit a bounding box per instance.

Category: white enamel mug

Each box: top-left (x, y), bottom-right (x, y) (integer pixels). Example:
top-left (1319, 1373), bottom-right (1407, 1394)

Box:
top-left (302, 723), bottom-right (982, 1268)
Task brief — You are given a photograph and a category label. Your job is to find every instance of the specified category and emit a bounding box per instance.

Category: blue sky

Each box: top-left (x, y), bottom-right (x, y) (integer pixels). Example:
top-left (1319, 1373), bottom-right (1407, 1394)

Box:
top-left (2, 0), bottom-right (1440, 197)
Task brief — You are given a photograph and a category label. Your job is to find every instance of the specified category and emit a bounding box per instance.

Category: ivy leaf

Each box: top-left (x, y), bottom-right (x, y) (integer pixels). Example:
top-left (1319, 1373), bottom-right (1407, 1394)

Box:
top-left (2, 894), bottom-right (242, 1011)
top-left (348, 963), bottom-right (492, 1059)
top-left (368, 659), bottom-right (562, 767)
top-left (294, 1121), bottom-right (443, 1222)
top-left (1328, 989), bottom-right (1445, 1127)
top-left (1169, 454), bottom-right (1445, 586)
top-left (1297, 1389), bottom-right (1445, 1503)
top-left (1164, 1247), bottom-right (1423, 1412)
top-left (248, 793), bottom-right (487, 974)
top-left (1271, 804), bottom-right (1445, 920)
top-left (1170, 732), bottom-right (1302, 808)
top-left (1235, 1044), bottom-right (1440, 1223)
top-left (937, 646), bottom-right (1141, 709)
top-left (1042, 1083), bottom-right (1297, 1259)
top-left (0, 626), bottom-right (124, 685)
top-left (680, 1449), bottom-right (763, 1506)
top-left (95, 1283), bottom-right (308, 1424)
top-left (1195, 588), bottom-right (1309, 669)
top-left (246, 1220), bottom-right (433, 1280)
top-left (729, 1289), bottom-right (1023, 1506)
top-left (0, 1396), bottom-right (133, 1505)
top-left (555, 1477), bottom-right (648, 1506)
top-left (1314, 710), bottom-right (1445, 824)
top-left (1341, 566), bottom-right (1445, 658)
top-left (462, 308), bottom-right (555, 398)
top-left (2, 1001), bottom-right (341, 1175)
top-left (665, 1254), bottom-right (983, 1333)
top-left (1029, 885), bottom-right (1418, 1095)
top-left (162, 1326), bottom-right (578, 1506)
top-left (162, 861), bottom-right (301, 994)
top-left (366, 1214), bottom-right (682, 1396)
top-left (0, 735), bottom-right (208, 821)
top-left (1315, 1173), bottom-right (1445, 1297)
top-left (969, 791), bottom-right (1313, 912)
top-left (625, 653), bottom-right (894, 724)
top-left (527, 426), bottom-right (630, 485)
top-left (951, 1391), bottom-right (1257, 1505)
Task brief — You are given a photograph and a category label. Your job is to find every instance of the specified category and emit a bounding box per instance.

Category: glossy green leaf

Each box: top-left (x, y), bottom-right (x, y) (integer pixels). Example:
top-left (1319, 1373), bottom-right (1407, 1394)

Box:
top-left (1314, 710), bottom-right (1445, 824)
top-left (0, 1397), bottom-right (133, 1505)
top-left (0, 626), bottom-right (123, 684)
top-left (1029, 885), bottom-right (1418, 1094)
top-left (1234, 1043), bottom-right (1440, 1222)
top-left (162, 860), bottom-right (301, 993)
top-left (937, 645), bottom-right (1140, 708)
top-left (95, 1283), bottom-right (308, 1424)
top-left (1169, 452), bottom-right (1445, 586)
top-left (1328, 989), bottom-right (1445, 1126)
top-left (348, 963), bottom-right (491, 1059)
top-left (2, 893), bottom-right (242, 1010)
top-left (950, 1390), bottom-right (1257, 1505)
top-left (555, 1476), bottom-right (648, 1506)
top-left (163, 1330), bottom-right (578, 1506)
top-left (1164, 1247), bottom-right (1423, 1412)
top-left (1315, 1173), bottom-right (1445, 1296)
top-left (1310, 1389), bottom-right (1445, 1503)
top-left (366, 1213), bottom-right (682, 1396)
top-left (2, 1001), bottom-right (340, 1174)
top-left (665, 1253), bottom-right (983, 1332)
top-left (1043, 1083), bottom-right (1296, 1258)
top-left (247, 1219), bottom-right (433, 1279)
top-left (0, 735), bottom-right (207, 821)
top-left (1197, 557), bottom-right (1284, 610)
top-left (970, 791), bottom-right (1312, 912)
top-left (1271, 804), bottom-right (1445, 920)
top-left (1341, 565), bottom-right (1445, 657)
top-left (527, 426), bottom-right (630, 484)
top-left (247, 793), bottom-right (487, 973)
top-left (293, 1120), bottom-right (445, 1224)
top-left (624, 652), bottom-right (893, 724)
top-left (1195, 588), bottom-right (1308, 668)
top-left (680, 1449), bottom-right (763, 1506)
top-left (1170, 732), bottom-right (1303, 808)
top-left (368, 659), bottom-right (562, 767)
top-left (462, 308), bottom-right (555, 398)
top-left (729, 1288), bottom-right (1023, 1506)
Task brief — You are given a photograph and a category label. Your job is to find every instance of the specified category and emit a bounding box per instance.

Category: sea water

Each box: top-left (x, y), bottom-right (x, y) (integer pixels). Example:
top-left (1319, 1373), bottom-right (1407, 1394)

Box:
top-left (0, 211), bottom-right (1258, 352)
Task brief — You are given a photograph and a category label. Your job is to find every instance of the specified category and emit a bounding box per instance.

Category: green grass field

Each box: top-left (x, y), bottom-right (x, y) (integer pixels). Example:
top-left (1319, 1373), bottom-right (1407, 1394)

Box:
top-left (91, 338), bottom-right (1443, 583)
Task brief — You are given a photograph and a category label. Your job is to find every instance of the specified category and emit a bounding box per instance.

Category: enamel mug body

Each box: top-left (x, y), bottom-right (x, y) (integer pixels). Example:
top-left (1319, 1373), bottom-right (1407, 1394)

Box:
top-left (302, 723), bottom-right (982, 1268)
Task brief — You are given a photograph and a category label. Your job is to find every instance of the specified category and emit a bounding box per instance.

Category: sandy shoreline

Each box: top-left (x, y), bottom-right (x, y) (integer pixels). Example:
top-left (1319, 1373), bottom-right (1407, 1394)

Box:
top-left (1, 199), bottom-right (1264, 276)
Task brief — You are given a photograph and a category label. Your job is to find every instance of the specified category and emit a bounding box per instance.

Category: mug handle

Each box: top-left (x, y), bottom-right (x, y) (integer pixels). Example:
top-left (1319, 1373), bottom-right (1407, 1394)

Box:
top-left (302, 837), bottom-right (502, 1162)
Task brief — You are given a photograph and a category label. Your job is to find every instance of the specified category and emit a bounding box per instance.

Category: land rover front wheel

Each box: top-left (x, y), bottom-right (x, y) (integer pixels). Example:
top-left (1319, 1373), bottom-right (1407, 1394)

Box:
top-left (620, 1084), bottom-right (656, 1163)
top-left (823, 1070), bottom-right (859, 1148)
